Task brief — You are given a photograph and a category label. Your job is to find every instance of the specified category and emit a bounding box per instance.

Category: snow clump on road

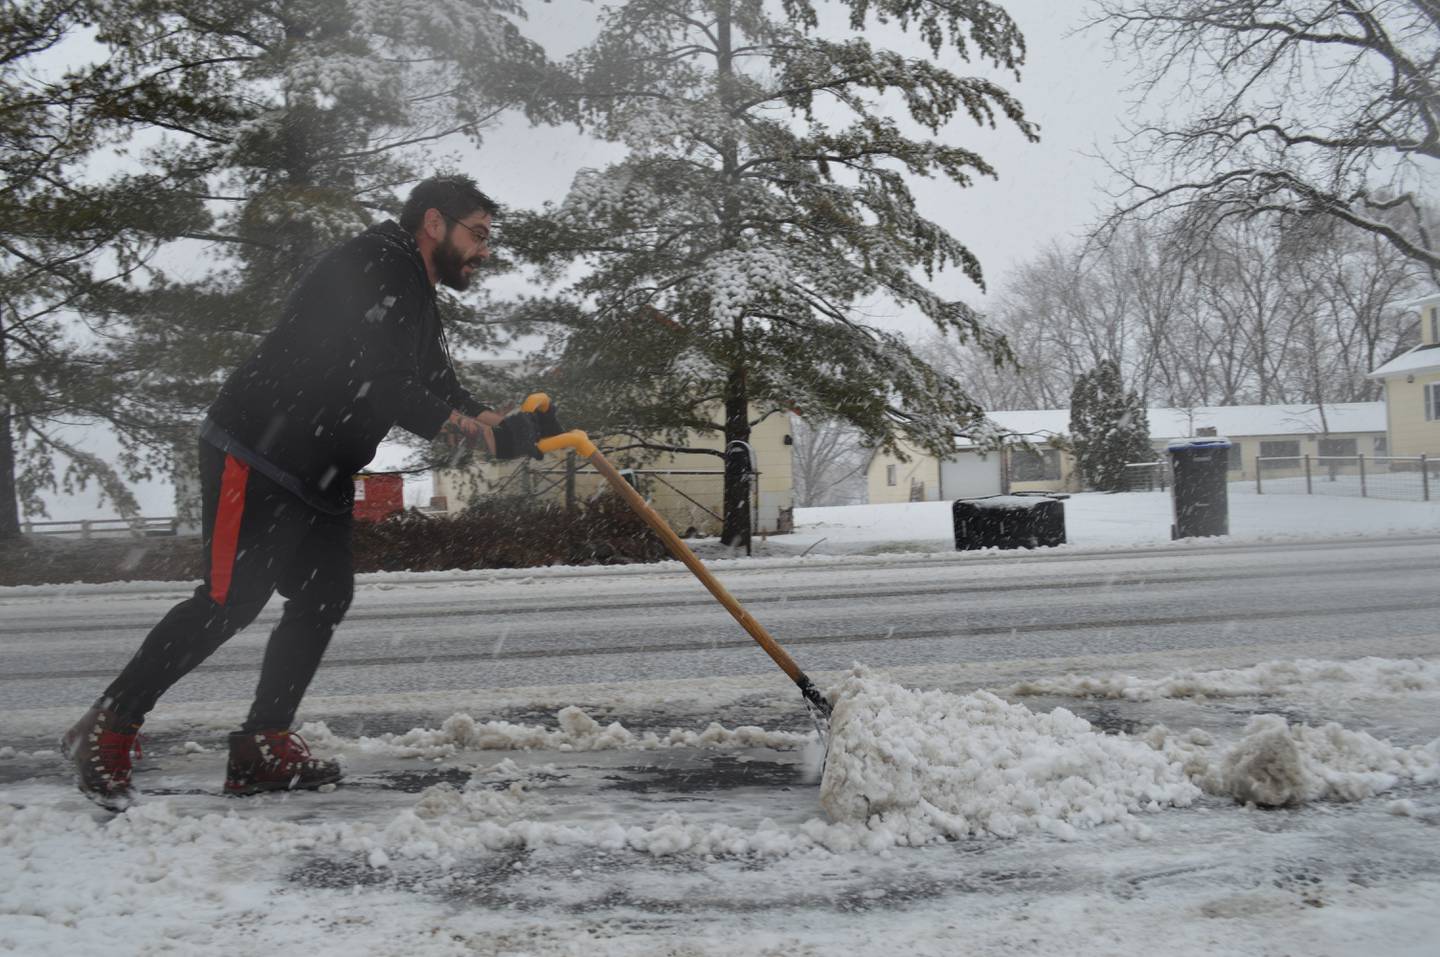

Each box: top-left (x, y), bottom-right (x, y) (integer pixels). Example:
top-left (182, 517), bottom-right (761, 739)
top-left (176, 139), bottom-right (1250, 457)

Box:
top-left (1149, 714), bottom-right (1440, 807)
top-left (818, 668), bottom-right (1201, 839)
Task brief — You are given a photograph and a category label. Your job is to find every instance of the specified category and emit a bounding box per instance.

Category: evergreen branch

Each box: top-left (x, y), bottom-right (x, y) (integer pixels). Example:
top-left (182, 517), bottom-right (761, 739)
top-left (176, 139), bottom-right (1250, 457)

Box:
top-left (330, 106), bottom-right (511, 159)
top-left (172, 231), bottom-right (282, 250)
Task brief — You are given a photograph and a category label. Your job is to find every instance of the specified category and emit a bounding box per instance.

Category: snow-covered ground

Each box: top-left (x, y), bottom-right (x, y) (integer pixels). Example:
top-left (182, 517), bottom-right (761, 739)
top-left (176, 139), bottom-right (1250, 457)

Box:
top-left (773, 483), bottom-right (1440, 556)
top-left (3, 492), bottom-right (1439, 956)
top-left (4, 652), bottom-right (1438, 956)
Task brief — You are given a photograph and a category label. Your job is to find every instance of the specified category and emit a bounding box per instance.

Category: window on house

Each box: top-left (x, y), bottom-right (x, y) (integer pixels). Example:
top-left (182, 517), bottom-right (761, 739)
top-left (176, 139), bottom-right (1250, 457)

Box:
top-left (1427, 383), bottom-right (1440, 422)
top-left (1431, 306), bottom-right (1439, 344)
top-left (1226, 441), bottom-right (1242, 471)
top-left (886, 464), bottom-right (897, 486)
top-left (1010, 448), bottom-right (1061, 482)
top-left (1318, 437), bottom-right (1358, 457)
top-left (1260, 439), bottom-right (1300, 458)
top-left (1374, 436), bottom-right (1388, 456)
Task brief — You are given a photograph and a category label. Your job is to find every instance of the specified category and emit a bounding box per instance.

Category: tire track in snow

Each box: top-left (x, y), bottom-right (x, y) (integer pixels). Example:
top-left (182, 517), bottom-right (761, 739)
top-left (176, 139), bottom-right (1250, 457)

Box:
top-left (2, 556), bottom-right (1432, 638)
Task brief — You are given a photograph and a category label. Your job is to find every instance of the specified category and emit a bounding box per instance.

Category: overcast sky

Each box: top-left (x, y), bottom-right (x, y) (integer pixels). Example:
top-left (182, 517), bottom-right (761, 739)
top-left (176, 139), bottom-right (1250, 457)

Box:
top-left (35, 0), bottom-right (1136, 524)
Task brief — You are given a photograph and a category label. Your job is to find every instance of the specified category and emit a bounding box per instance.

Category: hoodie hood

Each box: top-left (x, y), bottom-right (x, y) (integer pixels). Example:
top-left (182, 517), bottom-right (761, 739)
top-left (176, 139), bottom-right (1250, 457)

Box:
top-left (365, 220), bottom-right (433, 298)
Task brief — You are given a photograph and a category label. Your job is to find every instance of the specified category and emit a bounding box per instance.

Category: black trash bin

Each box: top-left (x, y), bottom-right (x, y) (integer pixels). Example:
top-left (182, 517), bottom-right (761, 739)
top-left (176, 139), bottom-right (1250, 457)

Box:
top-left (1168, 437), bottom-right (1231, 539)
top-left (953, 494), bottom-right (1067, 550)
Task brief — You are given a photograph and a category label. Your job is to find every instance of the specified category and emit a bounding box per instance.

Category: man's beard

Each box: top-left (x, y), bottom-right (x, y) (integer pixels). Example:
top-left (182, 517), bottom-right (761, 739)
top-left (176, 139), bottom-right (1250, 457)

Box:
top-left (435, 233), bottom-right (483, 291)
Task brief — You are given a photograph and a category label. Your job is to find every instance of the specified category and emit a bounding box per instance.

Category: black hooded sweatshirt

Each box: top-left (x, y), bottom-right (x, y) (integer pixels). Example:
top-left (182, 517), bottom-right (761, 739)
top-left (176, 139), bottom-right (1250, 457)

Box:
top-left (202, 220), bottom-right (485, 514)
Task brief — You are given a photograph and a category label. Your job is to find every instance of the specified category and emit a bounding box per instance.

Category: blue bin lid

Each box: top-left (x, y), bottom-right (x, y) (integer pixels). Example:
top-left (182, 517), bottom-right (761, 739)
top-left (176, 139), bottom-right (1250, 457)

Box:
top-left (1166, 436), bottom-right (1232, 451)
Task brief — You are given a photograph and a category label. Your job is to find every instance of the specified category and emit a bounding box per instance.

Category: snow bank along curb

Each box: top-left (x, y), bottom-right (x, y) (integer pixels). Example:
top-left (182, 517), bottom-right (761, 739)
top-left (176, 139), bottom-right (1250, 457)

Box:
top-left (296, 706), bottom-right (812, 759)
top-left (1002, 655), bottom-right (1440, 702)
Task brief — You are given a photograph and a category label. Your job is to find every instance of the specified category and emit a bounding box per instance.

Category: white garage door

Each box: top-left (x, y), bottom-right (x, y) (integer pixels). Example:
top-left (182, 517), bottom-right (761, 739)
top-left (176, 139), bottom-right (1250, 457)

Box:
top-left (939, 450), bottom-right (1002, 499)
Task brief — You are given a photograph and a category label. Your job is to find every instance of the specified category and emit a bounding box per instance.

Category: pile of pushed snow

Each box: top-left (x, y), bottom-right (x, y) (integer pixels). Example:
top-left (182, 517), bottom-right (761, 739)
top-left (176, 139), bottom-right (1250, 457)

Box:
top-left (1149, 715), bottom-right (1440, 807)
top-left (298, 706), bottom-right (810, 760)
top-left (818, 669), bottom-right (1200, 840)
top-left (1003, 656), bottom-right (1440, 703)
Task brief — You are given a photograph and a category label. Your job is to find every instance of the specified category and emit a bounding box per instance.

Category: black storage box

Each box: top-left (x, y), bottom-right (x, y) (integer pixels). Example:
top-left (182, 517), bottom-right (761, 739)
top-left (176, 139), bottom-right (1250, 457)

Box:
top-left (953, 494), bottom-right (1067, 550)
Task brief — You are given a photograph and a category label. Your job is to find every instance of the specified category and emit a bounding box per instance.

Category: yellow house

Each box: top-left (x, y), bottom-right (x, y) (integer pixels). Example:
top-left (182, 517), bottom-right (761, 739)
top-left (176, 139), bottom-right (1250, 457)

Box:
top-left (432, 407), bottom-right (795, 536)
top-left (866, 437), bottom-right (942, 505)
top-left (1368, 291), bottom-right (1440, 458)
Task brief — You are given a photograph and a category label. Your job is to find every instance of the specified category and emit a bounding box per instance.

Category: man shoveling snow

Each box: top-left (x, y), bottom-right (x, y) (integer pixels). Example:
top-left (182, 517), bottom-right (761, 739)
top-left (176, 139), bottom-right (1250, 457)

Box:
top-left (61, 176), bottom-right (560, 810)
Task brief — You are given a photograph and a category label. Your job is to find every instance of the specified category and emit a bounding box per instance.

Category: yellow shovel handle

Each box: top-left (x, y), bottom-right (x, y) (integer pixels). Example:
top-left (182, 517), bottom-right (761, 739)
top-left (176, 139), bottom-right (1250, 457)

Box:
top-left (538, 430), bottom-right (598, 458)
top-left (517, 391), bottom-right (829, 715)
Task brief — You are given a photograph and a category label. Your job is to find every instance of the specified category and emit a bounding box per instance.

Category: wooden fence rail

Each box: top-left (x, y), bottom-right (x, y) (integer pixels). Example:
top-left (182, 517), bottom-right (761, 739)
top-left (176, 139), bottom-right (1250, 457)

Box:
top-left (21, 517), bottom-right (181, 539)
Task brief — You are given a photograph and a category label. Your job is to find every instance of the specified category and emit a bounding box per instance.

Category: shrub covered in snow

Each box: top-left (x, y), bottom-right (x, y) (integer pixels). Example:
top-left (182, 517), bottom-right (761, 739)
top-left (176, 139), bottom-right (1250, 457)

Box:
top-left (1, 493), bottom-right (671, 585)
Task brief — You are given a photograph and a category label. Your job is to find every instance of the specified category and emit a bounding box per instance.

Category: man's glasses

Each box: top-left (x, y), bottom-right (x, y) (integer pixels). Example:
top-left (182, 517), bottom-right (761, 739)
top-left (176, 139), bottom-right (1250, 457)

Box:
top-left (441, 211), bottom-right (492, 246)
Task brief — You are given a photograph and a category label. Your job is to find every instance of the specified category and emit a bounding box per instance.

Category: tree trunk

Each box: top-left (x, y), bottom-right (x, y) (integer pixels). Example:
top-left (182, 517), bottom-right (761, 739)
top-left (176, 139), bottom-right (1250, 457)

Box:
top-left (0, 324), bottom-right (20, 539)
top-left (721, 353), bottom-right (751, 546)
top-left (716, 0), bottom-right (751, 546)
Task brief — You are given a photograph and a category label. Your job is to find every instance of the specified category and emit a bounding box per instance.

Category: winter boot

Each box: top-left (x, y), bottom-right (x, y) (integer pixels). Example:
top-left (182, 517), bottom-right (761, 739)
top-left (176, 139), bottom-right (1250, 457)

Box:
top-left (61, 706), bottom-right (143, 811)
top-left (224, 730), bottom-right (342, 796)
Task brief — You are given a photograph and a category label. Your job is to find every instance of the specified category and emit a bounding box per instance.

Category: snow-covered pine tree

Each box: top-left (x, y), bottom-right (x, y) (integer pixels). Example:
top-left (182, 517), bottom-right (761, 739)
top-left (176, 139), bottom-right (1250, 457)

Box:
top-left (1069, 359), bottom-right (1152, 491)
top-left (0, 1), bottom-right (216, 536)
top-left (1113, 376), bottom-right (1154, 489)
top-left (507, 0), bottom-right (1036, 543)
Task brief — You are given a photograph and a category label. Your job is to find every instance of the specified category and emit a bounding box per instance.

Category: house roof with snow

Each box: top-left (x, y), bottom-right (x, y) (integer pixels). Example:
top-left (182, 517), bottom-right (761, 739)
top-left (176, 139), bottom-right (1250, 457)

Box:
top-left (1367, 342), bottom-right (1440, 379)
top-left (962, 402), bottom-right (1387, 446)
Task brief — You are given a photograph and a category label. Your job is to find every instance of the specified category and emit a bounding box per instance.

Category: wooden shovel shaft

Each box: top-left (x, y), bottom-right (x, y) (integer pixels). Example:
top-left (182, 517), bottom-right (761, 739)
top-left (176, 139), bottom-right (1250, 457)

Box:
top-left (527, 411), bottom-right (829, 717)
top-left (584, 449), bottom-right (810, 685)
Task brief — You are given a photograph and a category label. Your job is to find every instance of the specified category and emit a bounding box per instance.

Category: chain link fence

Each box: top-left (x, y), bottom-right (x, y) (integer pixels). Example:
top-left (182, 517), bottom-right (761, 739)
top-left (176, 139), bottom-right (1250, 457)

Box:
top-left (1256, 454), bottom-right (1435, 502)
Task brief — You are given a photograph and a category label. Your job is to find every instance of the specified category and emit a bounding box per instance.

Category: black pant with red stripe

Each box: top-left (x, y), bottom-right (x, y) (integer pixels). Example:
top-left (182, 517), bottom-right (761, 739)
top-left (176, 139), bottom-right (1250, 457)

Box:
top-left (101, 440), bottom-right (354, 731)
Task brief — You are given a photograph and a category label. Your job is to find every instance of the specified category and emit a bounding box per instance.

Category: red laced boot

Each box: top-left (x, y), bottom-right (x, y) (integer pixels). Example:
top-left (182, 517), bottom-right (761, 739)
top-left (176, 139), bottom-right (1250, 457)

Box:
top-left (61, 706), bottom-right (143, 811)
top-left (224, 730), bottom-right (342, 796)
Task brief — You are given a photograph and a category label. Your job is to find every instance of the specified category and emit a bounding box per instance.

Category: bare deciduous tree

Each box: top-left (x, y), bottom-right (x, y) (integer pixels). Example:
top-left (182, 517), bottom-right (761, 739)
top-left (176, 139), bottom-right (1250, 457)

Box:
top-left (1190, 220), bottom-right (1318, 405)
top-left (1288, 220), bottom-right (1424, 401)
top-left (789, 416), bottom-right (869, 508)
top-left (927, 213), bottom-right (1426, 410)
top-left (1091, 0), bottom-right (1440, 278)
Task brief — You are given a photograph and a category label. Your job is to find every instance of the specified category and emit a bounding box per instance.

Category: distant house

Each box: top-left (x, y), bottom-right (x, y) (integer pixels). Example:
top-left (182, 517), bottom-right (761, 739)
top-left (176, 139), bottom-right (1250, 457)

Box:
top-left (865, 403), bottom-right (1388, 502)
top-left (1367, 291), bottom-right (1440, 458)
top-left (428, 346), bottom-right (796, 536)
top-left (432, 406), bottom-right (795, 536)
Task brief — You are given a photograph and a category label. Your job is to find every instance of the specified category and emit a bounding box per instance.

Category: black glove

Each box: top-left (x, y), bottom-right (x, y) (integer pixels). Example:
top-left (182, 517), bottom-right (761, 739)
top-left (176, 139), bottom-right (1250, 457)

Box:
top-left (535, 403), bottom-right (564, 439)
top-left (492, 413), bottom-right (542, 460)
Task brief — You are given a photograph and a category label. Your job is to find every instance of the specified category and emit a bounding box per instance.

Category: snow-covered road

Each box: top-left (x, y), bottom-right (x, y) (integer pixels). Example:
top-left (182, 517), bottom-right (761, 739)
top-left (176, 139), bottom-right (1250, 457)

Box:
top-left (6, 536), bottom-right (1440, 711)
top-left (3, 535), bottom-right (1439, 955)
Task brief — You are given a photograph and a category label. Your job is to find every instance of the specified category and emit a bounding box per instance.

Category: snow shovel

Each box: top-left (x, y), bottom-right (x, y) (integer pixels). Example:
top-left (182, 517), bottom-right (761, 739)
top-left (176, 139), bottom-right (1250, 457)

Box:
top-left (520, 394), bottom-right (833, 730)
